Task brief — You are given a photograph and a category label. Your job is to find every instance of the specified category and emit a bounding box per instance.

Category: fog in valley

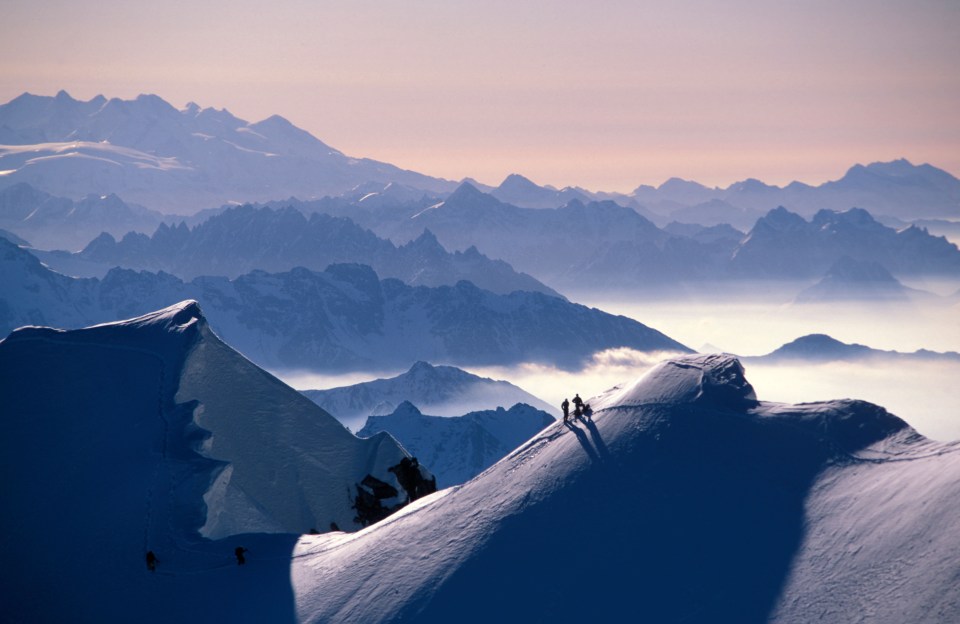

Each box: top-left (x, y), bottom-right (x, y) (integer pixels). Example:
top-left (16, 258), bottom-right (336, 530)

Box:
top-left (279, 286), bottom-right (960, 441)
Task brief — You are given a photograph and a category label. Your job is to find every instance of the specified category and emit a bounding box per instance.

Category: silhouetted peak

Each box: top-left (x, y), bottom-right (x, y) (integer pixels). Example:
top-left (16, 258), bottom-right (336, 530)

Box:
top-left (756, 206), bottom-right (806, 230)
top-left (658, 177), bottom-right (708, 192)
top-left (498, 173), bottom-right (541, 192)
top-left (728, 178), bottom-right (778, 193)
top-left (407, 361), bottom-right (436, 375)
top-left (390, 401), bottom-right (423, 418)
top-left (447, 181), bottom-right (488, 202)
top-left (812, 207), bottom-right (878, 228)
top-left (408, 229), bottom-right (445, 252)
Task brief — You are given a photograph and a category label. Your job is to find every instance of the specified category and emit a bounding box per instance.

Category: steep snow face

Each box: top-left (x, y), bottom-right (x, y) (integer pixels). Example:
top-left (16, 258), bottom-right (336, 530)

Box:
top-left (291, 354), bottom-right (960, 623)
top-left (357, 401), bottom-right (555, 488)
top-left (175, 319), bottom-right (415, 538)
top-left (0, 301), bottom-right (430, 621)
top-left (593, 352), bottom-right (758, 410)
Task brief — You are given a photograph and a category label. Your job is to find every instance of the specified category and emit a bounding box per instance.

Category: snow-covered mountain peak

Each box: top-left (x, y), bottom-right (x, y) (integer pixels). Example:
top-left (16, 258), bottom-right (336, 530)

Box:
top-left (445, 181), bottom-right (488, 203)
top-left (595, 353), bottom-right (758, 411)
top-left (389, 400), bottom-right (423, 419)
top-left (105, 299), bottom-right (203, 333)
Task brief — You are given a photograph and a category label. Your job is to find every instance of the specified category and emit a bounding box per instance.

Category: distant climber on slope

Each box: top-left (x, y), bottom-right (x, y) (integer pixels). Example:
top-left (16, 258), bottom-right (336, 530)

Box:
top-left (235, 546), bottom-right (248, 565)
top-left (561, 398), bottom-right (570, 423)
top-left (582, 403), bottom-right (593, 419)
top-left (146, 550), bottom-right (157, 572)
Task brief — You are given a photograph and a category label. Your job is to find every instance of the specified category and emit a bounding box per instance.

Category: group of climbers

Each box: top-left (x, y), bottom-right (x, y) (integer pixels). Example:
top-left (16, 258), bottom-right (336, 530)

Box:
top-left (145, 546), bottom-right (248, 572)
top-left (560, 393), bottom-right (592, 423)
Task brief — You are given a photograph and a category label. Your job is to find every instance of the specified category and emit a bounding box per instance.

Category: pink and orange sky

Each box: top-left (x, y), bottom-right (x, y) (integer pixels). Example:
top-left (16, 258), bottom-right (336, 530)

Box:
top-left (2, 0), bottom-right (958, 192)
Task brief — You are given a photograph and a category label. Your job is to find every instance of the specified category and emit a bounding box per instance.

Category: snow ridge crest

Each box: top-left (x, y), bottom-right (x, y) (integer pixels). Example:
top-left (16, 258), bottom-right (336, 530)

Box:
top-left (597, 353), bottom-right (758, 410)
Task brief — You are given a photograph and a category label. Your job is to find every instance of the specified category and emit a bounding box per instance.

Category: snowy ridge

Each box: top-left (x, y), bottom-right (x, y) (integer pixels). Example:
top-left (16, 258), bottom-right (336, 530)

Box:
top-left (290, 354), bottom-right (960, 622)
top-left (5, 338), bottom-right (960, 621)
top-left (0, 302), bottom-right (432, 621)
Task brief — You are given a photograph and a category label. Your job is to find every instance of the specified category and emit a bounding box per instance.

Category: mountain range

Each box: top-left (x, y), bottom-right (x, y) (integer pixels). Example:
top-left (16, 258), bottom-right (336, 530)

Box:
top-left (69, 203), bottom-right (559, 296)
top-left (794, 256), bottom-right (936, 303)
top-left (357, 401), bottom-right (556, 488)
top-left (1, 238), bottom-right (689, 371)
top-left (302, 360), bottom-right (555, 430)
top-left (332, 183), bottom-right (960, 289)
top-left (2, 92), bottom-right (958, 226)
top-left (0, 91), bottom-right (455, 213)
top-left (747, 333), bottom-right (960, 363)
top-left (0, 182), bottom-right (166, 250)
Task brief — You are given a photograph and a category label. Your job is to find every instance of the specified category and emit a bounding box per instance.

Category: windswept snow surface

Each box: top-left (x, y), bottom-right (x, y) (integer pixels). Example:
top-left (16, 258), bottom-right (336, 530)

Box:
top-left (291, 354), bottom-right (960, 623)
top-left (0, 302), bottom-right (422, 622)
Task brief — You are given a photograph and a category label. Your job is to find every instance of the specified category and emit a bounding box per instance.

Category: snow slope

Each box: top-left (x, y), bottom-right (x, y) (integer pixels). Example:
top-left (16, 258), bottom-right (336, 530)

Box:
top-left (0, 302), bottom-right (427, 621)
top-left (357, 401), bottom-right (556, 488)
top-left (5, 334), bottom-right (959, 622)
top-left (290, 354), bottom-right (960, 623)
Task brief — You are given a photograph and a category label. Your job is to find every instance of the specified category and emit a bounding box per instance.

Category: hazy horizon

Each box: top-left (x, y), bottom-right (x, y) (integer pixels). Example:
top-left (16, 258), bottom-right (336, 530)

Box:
top-left (2, 0), bottom-right (958, 192)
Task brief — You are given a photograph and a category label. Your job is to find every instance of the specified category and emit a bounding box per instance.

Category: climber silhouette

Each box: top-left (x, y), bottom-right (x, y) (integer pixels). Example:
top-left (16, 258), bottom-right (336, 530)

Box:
top-left (235, 546), bottom-right (248, 565)
top-left (146, 550), bottom-right (157, 572)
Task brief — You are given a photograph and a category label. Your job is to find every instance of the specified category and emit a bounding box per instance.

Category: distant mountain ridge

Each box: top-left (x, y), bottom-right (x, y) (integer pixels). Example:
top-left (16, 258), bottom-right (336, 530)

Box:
top-left (302, 360), bottom-right (555, 429)
top-left (1, 238), bottom-right (690, 371)
top-left (1, 93), bottom-right (957, 223)
top-left (748, 334), bottom-right (960, 363)
top-left (794, 256), bottom-right (935, 303)
top-left (70, 203), bottom-right (559, 296)
top-left (486, 159), bottom-right (960, 224)
top-left (339, 184), bottom-right (960, 290)
top-left (0, 91), bottom-right (455, 213)
top-left (357, 401), bottom-right (556, 488)
top-left (0, 182), bottom-right (166, 250)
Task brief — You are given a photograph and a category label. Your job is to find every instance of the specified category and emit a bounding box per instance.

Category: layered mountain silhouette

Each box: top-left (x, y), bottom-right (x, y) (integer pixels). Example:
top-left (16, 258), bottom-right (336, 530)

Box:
top-left (0, 238), bottom-right (689, 371)
top-left (747, 333), bottom-right (960, 363)
top-left (69, 203), bottom-right (558, 296)
top-left (336, 184), bottom-right (960, 289)
top-left (794, 256), bottom-right (936, 303)
top-left (0, 183), bottom-right (165, 250)
top-left (303, 360), bottom-right (555, 429)
top-left (2, 92), bottom-right (958, 225)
